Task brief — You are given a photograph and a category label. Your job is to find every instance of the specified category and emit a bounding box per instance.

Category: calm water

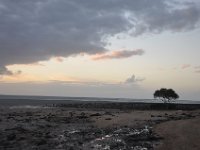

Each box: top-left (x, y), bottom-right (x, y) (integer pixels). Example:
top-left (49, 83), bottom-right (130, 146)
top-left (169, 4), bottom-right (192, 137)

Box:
top-left (0, 95), bottom-right (200, 106)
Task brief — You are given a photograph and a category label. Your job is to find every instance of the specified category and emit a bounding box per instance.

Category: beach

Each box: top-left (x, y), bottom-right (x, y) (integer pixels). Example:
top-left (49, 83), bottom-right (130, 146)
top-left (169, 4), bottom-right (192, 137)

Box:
top-left (0, 101), bottom-right (200, 150)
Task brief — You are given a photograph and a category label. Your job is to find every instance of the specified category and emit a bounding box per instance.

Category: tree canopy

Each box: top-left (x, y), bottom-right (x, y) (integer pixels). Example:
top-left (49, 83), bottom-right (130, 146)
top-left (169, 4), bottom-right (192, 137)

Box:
top-left (154, 88), bottom-right (179, 103)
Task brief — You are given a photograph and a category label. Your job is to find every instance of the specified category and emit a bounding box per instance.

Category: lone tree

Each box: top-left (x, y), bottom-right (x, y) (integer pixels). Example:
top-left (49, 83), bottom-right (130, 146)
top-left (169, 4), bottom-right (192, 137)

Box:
top-left (154, 88), bottom-right (179, 103)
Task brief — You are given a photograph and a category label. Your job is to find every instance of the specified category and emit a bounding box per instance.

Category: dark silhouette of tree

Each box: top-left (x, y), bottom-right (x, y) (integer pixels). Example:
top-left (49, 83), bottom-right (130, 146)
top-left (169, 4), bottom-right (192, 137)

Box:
top-left (154, 88), bottom-right (179, 103)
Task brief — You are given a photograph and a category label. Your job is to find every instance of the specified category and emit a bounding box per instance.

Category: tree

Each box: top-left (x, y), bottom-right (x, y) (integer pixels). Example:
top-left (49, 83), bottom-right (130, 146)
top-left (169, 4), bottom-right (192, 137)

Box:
top-left (154, 88), bottom-right (179, 103)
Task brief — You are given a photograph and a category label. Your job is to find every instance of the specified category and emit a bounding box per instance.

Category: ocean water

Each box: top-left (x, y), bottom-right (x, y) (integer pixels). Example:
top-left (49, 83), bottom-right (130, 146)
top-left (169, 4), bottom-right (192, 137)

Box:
top-left (0, 95), bottom-right (200, 107)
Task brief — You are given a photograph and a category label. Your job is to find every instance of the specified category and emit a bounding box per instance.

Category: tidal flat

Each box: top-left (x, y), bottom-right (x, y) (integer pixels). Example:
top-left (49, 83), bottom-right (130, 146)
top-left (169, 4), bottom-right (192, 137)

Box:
top-left (0, 104), bottom-right (200, 150)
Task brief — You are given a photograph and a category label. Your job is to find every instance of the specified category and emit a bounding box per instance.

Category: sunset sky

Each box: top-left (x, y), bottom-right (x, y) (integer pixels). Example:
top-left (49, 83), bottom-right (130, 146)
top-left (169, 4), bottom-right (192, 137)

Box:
top-left (0, 0), bottom-right (200, 100)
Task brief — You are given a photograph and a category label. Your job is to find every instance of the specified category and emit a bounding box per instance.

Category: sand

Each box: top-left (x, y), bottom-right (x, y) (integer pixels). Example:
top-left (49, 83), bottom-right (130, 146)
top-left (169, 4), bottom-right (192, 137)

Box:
top-left (154, 117), bottom-right (200, 150)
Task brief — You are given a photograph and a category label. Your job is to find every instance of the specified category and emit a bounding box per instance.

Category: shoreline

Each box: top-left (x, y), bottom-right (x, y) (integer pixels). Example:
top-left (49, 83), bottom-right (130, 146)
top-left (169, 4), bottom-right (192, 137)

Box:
top-left (0, 95), bottom-right (200, 105)
top-left (0, 98), bottom-right (200, 110)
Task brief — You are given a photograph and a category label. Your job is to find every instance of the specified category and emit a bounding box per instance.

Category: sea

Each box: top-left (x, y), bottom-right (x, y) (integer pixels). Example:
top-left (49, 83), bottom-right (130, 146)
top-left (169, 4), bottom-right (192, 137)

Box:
top-left (0, 95), bottom-right (200, 107)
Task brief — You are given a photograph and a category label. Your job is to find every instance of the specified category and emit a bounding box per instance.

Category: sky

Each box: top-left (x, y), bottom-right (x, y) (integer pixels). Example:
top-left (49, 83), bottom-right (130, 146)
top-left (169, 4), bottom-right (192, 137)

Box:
top-left (0, 0), bottom-right (200, 100)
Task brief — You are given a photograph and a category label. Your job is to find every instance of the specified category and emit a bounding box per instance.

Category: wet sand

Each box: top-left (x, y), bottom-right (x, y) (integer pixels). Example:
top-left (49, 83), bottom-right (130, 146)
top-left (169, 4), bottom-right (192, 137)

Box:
top-left (0, 105), bottom-right (199, 150)
top-left (154, 117), bottom-right (200, 150)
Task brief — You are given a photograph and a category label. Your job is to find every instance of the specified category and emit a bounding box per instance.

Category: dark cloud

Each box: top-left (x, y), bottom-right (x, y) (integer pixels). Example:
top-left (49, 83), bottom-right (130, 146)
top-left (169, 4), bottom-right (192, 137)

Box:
top-left (91, 49), bottom-right (144, 60)
top-left (0, 66), bottom-right (13, 75)
top-left (0, 66), bottom-right (21, 76)
top-left (0, 0), bottom-right (200, 74)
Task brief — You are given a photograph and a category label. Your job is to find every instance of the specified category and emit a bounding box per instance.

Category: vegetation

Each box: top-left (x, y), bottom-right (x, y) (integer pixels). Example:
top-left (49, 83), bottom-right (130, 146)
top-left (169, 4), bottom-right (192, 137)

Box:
top-left (154, 88), bottom-right (179, 103)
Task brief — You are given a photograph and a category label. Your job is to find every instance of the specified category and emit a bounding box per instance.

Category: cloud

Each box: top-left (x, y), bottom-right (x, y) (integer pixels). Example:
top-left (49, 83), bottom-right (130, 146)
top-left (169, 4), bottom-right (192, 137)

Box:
top-left (125, 74), bottom-right (145, 84)
top-left (182, 64), bottom-right (191, 69)
top-left (91, 49), bottom-right (144, 60)
top-left (0, 74), bottom-right (147, 98)
top-left (48, 80), bottom-right (119, 87)
top-left (0, 66), bottom-right (21, 76)
top-left (194, 66), bottom-right (200, 69)
top-left (0, 66), bottom-right (13, 76)
top-left (54, 57), bottom-right (64, 63)
top-left (194, 66), bottom-right (200, 73)
top-left (0, 0), bottom-right (200, 74)
top-left (195, 70), bottom-right (200, 73)
top-left (27, 62), bottom-right (45, 66)
top-left (0, 81), bottom-right (147, 98)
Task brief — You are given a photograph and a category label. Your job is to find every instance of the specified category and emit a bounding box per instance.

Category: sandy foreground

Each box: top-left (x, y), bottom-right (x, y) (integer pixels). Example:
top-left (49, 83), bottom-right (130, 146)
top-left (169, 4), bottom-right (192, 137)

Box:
top-left (0, 106), bottom-right (200, 150)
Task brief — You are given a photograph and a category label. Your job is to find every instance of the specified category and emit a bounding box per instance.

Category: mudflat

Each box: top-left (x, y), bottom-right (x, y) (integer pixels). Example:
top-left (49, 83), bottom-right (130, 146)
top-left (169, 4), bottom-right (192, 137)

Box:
top-left (0, 105), bottom-right (199, 150)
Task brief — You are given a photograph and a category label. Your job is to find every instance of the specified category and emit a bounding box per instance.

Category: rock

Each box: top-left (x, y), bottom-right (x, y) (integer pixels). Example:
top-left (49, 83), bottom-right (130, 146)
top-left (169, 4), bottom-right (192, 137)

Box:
top-left (6, 126), bottom-right (29, 133)
top-left (35, 138), bottom-right (47, 146)
top-left (7, 133), bottom-right (16, 141)
top-left (181, 113), bottom-right (187, 116)
top-left (26, 112), bottom-right (33, 116)
top-left (90, 113), bottom-right (101, 117)
top-left (76, 116), bottom-right (88, 119)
